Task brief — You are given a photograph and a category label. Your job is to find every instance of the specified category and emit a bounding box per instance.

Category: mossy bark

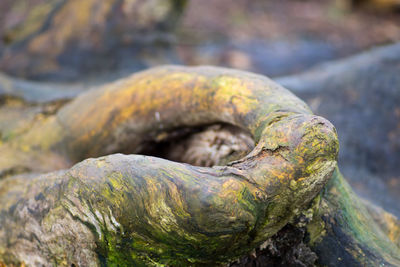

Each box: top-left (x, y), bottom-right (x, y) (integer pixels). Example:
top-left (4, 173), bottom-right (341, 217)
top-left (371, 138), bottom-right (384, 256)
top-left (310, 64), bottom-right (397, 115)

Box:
top-left (278, 42), bottom-right (400, 218)
top-left (0, 66), bottom-right (398, 266)
top-left (306, 169), bottom-right (400, 266)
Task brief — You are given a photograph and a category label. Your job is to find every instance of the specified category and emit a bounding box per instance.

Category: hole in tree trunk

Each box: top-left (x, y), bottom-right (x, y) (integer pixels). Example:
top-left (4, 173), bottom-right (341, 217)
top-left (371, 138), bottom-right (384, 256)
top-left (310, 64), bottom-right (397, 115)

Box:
top-left (139, 123), bottom-right (254, 167)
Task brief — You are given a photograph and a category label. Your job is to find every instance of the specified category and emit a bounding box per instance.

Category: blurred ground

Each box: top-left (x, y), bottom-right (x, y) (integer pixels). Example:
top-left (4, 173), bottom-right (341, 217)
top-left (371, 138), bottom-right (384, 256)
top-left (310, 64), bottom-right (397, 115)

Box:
top-left (177, 0), bottom-right (400, 76)
top-left (1, 0), bottom-right (400, 80)
top-left (0, 0), bottom-right (186, 81)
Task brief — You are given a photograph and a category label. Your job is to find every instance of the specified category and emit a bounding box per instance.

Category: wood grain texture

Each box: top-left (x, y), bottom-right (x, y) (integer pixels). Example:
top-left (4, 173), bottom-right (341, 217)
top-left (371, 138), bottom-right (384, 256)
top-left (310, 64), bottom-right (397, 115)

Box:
top-left (0, 66), bottom-right (339, 266)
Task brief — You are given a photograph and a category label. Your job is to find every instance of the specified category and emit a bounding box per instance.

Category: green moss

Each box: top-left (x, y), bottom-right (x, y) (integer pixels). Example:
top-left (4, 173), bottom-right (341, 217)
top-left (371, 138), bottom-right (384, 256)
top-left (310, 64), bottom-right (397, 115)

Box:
top-left (309, 168), bottom-right (400, 265)
top-left (305, 195), bottom-right (326, 245)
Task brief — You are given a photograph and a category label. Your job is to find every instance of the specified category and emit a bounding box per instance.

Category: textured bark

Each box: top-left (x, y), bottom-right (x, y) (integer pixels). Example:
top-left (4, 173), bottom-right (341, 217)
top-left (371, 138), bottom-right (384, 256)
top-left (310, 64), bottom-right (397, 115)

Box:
top-left (275, 44), bottom-right (400, 266)
top-left (278, 42), bottom-right (400, 217)
top-left (0, 66), bottom-right (339, 266)
top-left (0, 65), bottom-right (398, 266)
top-left (306, 170), bottom-right (400, 266)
